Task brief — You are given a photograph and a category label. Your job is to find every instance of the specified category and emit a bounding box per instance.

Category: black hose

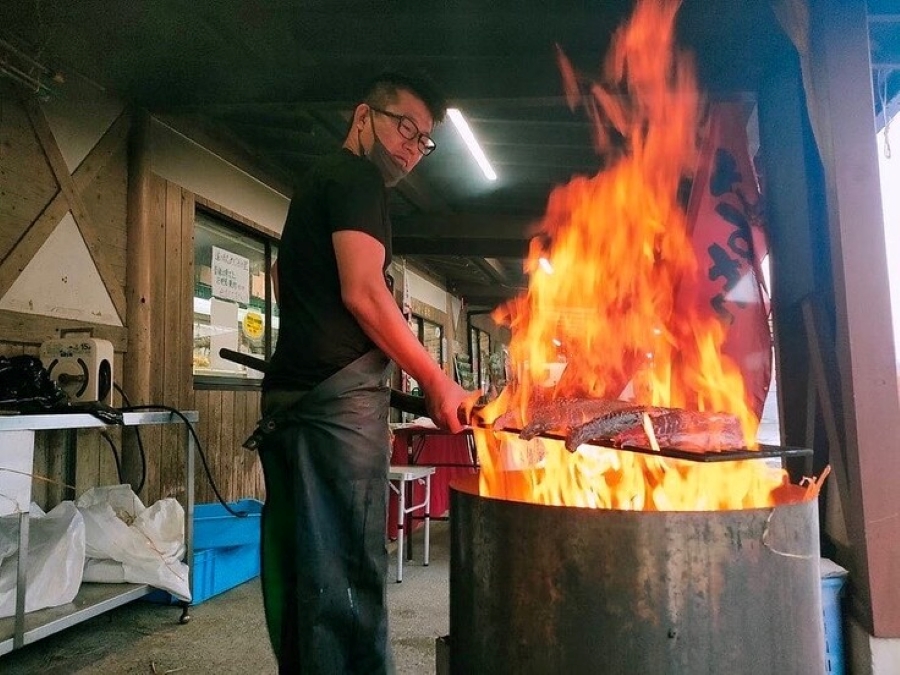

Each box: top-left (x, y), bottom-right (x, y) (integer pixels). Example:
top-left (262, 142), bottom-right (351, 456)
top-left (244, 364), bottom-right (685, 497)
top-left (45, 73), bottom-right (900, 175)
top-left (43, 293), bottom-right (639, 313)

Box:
top-left (99, 429), bottom-right (123, 483)
top-left (119, 404), bottom-right (248, 518)
top-left (113, 383), bottom-right (147, 493)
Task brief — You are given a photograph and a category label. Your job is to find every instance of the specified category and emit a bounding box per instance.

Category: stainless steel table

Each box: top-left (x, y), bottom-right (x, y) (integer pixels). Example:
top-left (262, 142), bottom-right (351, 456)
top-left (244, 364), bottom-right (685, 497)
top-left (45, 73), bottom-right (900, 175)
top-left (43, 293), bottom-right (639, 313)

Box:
top-left (0, 410), bottom-right (198, 656)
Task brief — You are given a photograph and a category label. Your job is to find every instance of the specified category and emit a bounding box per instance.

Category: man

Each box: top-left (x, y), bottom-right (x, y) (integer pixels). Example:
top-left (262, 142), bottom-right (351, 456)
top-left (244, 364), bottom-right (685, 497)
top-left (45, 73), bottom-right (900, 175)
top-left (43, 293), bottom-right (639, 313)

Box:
top-left (257, 71), bottom-right (468, 673)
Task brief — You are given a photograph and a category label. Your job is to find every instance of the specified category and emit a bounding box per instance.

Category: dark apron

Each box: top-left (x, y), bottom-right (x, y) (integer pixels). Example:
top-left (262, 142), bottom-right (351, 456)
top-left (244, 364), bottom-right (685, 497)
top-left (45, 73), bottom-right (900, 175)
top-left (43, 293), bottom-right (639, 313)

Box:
top-left (253, 349), bottom-right (394, 674)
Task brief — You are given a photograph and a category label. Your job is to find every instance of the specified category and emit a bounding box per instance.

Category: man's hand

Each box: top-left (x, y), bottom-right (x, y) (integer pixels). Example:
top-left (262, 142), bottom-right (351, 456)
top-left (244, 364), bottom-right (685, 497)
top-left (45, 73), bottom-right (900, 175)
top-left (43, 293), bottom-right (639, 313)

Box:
top-left (424, 375), bottom-right (470, 433)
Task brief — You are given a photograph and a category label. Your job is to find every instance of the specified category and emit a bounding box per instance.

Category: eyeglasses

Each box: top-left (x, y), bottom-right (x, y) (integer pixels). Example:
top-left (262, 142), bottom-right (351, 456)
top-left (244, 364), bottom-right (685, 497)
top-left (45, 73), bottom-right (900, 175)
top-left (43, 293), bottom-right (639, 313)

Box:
top-left (369, 107), bottom-right (437, 156)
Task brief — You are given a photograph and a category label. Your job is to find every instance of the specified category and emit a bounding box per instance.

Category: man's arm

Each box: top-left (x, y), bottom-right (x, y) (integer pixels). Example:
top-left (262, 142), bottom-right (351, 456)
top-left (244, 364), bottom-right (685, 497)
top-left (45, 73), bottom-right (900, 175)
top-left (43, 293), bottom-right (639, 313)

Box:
top-left (333, 230), bottom-right (468, 432)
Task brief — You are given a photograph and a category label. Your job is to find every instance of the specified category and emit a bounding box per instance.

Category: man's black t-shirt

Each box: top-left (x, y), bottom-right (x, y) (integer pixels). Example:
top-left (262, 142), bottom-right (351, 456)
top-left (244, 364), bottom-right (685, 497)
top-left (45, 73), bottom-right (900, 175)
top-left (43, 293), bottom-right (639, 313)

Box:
top-left (263, 149), bottom-right (392, 391)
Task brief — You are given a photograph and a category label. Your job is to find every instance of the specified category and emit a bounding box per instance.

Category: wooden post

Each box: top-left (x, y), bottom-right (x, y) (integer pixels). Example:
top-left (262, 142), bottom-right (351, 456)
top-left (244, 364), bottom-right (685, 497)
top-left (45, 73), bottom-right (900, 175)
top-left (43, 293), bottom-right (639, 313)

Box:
top-left (122, 110), bottom-right (153, 487)
top-left (808, 0), bottom-right (900, 636)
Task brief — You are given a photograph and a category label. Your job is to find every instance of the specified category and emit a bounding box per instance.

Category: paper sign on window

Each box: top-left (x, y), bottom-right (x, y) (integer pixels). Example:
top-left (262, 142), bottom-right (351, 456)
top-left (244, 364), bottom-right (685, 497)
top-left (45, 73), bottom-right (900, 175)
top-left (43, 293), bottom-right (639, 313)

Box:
top-left (211, 246), bottom-right (250, 305)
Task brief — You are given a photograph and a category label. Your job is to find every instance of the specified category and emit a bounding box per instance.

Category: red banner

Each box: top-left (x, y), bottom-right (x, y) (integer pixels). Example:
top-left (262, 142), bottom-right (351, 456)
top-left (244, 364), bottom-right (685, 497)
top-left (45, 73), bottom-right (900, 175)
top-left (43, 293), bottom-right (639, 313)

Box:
top-left (684, 102), bottom-right (772, 419)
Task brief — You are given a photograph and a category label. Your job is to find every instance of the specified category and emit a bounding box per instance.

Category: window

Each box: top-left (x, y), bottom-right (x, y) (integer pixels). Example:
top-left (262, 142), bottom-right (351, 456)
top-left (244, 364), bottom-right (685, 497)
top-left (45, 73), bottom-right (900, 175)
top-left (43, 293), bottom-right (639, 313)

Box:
top-left (192, 209), bottom-right (278, 386)
top-left (403, 314), bottom-right (443, 394)
top-left (469, 327), bottom-right (492, 392)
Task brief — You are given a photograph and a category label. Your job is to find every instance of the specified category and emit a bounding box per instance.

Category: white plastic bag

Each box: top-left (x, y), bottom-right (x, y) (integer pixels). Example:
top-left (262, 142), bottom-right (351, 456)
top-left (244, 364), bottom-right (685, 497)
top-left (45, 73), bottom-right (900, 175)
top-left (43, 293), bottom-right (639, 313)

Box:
top-left (0, 501), bottom-right (86, 618)
top-left (76, 485), bottom-right (191, 602)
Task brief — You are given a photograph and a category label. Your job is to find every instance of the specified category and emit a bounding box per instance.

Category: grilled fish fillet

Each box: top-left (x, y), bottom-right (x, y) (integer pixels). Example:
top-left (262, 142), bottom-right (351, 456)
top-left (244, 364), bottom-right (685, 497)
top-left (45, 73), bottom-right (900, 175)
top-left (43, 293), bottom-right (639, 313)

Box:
top-left (613, 410), bottom-right (744, 452)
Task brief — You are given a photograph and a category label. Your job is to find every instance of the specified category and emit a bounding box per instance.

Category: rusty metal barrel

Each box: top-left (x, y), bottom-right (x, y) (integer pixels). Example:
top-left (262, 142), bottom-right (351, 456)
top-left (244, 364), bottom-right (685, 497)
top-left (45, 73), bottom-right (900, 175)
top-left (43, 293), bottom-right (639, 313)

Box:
top-left (449, 474), bottom-right (825, 675)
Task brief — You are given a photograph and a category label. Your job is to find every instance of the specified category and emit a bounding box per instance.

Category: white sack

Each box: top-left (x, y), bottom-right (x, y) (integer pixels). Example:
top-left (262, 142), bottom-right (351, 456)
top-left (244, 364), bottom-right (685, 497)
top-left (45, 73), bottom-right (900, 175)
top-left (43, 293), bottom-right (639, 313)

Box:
top-left (0, 502), bottom-right (86, 618)
top-left (76, 485), bottom-right (190, 602)
top-left (82, 557), bottom-right (127, 583)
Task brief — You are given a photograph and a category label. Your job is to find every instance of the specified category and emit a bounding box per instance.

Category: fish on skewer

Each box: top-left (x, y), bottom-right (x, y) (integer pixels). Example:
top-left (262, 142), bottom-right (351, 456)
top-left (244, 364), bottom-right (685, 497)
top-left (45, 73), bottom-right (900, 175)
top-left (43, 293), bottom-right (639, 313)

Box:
top-left (612, 409), bottom-right (744, 452)
top-left (564, 405), bottom-right (668, 451)
top-left (518, 398), bottom-right (634, 440)
top-left (490, 394), bottom-right (747, 455)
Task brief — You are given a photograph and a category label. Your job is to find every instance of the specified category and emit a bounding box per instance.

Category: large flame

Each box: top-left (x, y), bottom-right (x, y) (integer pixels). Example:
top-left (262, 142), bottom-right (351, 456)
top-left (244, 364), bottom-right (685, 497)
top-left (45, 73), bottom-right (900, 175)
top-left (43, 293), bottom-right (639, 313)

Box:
top-left (476, 0), bottom-right (797, 510)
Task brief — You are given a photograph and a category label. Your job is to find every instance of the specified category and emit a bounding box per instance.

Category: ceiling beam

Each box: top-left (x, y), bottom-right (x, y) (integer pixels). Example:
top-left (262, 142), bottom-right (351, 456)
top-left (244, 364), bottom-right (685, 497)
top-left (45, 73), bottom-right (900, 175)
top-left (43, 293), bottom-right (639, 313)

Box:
top-left (154, 113), bottom-right (296, 196)
top-left (394, 237), bottom-right (528, 258)
top-left (449, 281), bottom-right (526, 307)
top-left (472, 257), bottom-right (509, 283)
top-left (393, 212), bottom-right (536, 257)
top-left (394, 212), bottom-right (537, 239)
top-left (163, 96), bottom-right (571, 116)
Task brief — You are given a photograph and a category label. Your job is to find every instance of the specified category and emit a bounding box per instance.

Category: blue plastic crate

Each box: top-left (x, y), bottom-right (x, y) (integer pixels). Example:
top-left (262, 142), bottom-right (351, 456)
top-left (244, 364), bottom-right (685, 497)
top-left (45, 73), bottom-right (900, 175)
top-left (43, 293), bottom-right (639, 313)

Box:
top-left (190, 542), bottom-right (261, 605)
top-left (193, 498), bottom-right (263, 549)
top-left (146, 499), bottom-right (264, 607)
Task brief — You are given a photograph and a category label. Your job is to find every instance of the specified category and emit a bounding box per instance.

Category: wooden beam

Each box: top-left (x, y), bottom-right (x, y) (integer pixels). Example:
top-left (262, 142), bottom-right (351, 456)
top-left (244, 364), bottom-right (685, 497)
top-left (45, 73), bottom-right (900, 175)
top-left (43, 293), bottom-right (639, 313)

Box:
top-left (802, 296), bottom-right (852, 540)
top-left (394, 212), bottom-right (536, 239)
top-left (0, 190), bottom-right (67, 298)
top-left (450, 281), bottom-right (525, 306)
top-left (122, 109), bottom-right (153, 490)
top-left (393, 236), bottom-right (529, 258)
top-left (0, 310), bottom-right (127, 350)
top-left (809, 0), bottom-right (900, 636)
top-left (393, 212), bottom-right (535, 257)
top-left (24, 100), bottom-right (127, 322)
top-left (71, 109), bottom-right (132, 184)
top-left (472, 257), bottom-right (509, 283)
top-left (162, 96), bottom-right (572, 117)
top-left (0, 109), bottom-right (132, 302)
top-left (757, 55), bottom-right (819, 422)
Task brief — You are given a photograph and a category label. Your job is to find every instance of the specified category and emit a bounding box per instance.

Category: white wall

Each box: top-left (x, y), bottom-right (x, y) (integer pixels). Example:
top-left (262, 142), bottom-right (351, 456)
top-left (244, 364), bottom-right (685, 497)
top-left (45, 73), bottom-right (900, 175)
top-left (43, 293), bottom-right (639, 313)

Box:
top-left (149, 118), bottom-right (290, 233)
top-left (42, 74), bottom-right (125, 172)
top-left (406, 269), bottom-right (448, 311)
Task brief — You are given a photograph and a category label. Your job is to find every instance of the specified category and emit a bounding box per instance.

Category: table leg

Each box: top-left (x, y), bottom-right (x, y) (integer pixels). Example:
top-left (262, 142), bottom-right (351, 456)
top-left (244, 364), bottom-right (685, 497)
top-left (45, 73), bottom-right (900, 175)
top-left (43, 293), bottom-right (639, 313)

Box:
top-left (181, 418), bottom-right (196, 623)
top-left (405, 478), bottom-right (413, 562)
top-left (424, 474), bottom-right (431, 567)
top-left (404, 435), bottom-right (414, 563)
top-left (396, 479), bottom-right (405, 583)
top-left (2, 428), bottom-right (35, 650)
top-left (13, 511), bottom-right (30, 649)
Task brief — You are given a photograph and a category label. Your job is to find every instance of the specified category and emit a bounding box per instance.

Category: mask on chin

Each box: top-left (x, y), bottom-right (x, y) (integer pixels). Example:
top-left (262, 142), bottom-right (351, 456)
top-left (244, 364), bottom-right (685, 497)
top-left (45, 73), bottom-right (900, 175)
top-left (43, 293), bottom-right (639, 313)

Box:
top-left (360, 126), bottom-right (407, 187)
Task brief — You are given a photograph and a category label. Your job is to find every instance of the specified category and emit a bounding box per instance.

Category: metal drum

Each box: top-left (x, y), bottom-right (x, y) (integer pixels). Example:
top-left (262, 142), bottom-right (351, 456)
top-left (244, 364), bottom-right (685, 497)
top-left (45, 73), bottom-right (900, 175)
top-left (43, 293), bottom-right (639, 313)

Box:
top-left (449, 474), bottom-right (825, 675)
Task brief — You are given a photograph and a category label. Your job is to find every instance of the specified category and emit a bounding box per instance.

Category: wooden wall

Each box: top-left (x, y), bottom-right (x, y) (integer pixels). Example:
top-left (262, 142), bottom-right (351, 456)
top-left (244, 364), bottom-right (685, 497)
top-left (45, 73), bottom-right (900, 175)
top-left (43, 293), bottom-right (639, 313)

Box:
top-left (147, 178), bottom-right (265, 506)
top-left (0, 81), bottom-right (265, 510)
top-left (0, 80), bottom-right (128, 510)
top-left (192, 388), bottom-right (263, 504)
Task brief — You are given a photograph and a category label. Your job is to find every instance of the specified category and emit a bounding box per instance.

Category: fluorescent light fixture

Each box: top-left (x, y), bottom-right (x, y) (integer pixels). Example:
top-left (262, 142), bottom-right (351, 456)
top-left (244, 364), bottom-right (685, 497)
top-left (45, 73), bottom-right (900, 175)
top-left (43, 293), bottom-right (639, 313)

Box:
top-left (447, 108), bottom-right (497, 181)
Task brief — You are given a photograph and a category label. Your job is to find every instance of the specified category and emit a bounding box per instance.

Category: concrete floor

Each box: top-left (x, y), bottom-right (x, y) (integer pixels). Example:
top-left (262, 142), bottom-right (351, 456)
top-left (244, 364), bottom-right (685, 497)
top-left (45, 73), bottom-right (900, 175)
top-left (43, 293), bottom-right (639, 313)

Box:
top-left (0, 522), bottom-right (449, 674)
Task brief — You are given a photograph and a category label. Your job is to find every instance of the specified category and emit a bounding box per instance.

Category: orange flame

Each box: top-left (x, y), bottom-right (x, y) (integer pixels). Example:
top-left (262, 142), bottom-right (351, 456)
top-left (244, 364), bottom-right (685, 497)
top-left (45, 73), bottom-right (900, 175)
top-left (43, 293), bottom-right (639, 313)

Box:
top-left (476, 0), bottom-right (800, 510)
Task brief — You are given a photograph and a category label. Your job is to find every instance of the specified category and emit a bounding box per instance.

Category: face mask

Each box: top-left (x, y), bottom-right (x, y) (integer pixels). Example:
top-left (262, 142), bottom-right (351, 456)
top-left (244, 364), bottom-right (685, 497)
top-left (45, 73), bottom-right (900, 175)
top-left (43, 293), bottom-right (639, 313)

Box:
top-left (359, 123), bottom-right (407, 187)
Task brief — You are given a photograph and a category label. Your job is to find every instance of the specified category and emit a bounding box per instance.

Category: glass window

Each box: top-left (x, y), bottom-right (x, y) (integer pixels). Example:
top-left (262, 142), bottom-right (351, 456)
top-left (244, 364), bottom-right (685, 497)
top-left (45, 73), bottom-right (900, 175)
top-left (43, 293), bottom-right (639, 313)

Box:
top-left (192, 209), bottom-right (278, 384)
top-left (469, 328), bottom-right (481, 390)
top-left (422, 319), bottom-right (443, 367)
top-left (469, 327), bottom-right (492, 392)
top-left (403, 315), bottom-right (443, 395)
top-left (478, 331), bottom-right (491, 391)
